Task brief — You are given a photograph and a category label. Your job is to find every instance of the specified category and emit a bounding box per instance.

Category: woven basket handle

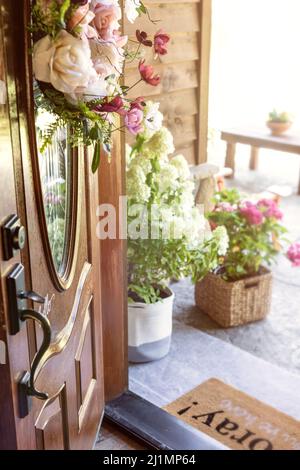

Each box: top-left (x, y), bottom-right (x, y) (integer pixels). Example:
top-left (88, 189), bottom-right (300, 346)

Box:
top-left (244, 280), bottom-right (260, 289)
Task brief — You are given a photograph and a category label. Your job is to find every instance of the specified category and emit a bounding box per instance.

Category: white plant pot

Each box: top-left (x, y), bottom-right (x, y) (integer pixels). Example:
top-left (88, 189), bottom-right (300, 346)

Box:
top-left (128, 289), bottom-right (174, 363)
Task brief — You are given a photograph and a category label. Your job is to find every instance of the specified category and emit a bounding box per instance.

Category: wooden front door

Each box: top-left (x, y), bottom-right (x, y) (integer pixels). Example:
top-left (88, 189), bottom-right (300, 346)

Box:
top-left (0, 1), bottom-right (104, 449)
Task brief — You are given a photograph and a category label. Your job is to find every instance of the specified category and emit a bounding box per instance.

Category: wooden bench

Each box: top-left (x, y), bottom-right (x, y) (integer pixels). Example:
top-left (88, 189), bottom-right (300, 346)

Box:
top-left (221, 128), bottom-right (300, 194)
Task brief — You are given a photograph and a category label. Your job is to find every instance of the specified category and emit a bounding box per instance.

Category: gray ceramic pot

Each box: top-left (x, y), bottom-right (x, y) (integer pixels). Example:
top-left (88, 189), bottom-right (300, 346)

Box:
top-left (128, 289), bottom-right (174, 363)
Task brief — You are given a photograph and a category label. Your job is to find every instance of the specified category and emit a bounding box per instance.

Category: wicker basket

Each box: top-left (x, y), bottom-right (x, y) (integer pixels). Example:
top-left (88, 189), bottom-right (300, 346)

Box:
top-left (195, 269), bottom-right (272, 327)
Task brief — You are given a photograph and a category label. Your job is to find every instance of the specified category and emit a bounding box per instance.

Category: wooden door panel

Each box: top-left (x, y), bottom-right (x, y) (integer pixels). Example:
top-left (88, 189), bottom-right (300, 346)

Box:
top-left (75, 299), bottom-right (98, 432)
top-left (0, 1), bottom-right (104, 450)
top-left (35, 385), bottom-right (69, 450)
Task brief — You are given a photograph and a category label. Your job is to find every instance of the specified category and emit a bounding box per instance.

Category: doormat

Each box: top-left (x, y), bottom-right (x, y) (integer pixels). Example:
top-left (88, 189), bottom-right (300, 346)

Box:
top-left (164, 378), bottom-right (300, 450)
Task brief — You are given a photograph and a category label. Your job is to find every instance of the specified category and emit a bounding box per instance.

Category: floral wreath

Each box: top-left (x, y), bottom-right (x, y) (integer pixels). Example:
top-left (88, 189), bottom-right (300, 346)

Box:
top-left (31, 0), bottom-right (170, 171)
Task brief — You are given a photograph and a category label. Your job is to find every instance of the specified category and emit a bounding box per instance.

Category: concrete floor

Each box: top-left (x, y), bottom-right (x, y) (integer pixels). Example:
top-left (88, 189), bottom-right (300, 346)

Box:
top-left (129, 148), bottom-right (300, 417)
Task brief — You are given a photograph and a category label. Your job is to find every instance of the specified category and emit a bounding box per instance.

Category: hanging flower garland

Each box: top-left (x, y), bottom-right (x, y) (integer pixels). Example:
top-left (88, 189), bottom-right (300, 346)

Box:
top-left (31, 0), bottom-right (170, 172)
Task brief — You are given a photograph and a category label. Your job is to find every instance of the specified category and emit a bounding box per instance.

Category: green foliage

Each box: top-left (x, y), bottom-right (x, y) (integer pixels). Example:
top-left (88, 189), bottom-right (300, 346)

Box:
top-left (127, 131), bottom-right (228, 304)
top-left (47, 217), bottom-right (66, 271)
top-left (128, 233), bottom-right (224, 304)
top-left (31, 1), bottom-right (69, 38)
top-left (208, 189), bottom-right (288, 281)
top-left (268, 109), bottom-right (291, 123)
top-left (34, 87), bottom-right (112, 171)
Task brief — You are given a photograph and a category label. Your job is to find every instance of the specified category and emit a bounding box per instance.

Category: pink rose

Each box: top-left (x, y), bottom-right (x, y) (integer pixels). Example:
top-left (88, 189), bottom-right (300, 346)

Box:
top-left (287, 243), bottom-right (300, 267)
top-left (257, 199), bottom-right (283, 220)
top-left (92, 2), bottom-right (121, 40)
top-left (125, 107), bottom-right (144, 135)
top-left (240, 201), bottom-right (264, 225)
top-left (68, 3), bottom-right (97, 39)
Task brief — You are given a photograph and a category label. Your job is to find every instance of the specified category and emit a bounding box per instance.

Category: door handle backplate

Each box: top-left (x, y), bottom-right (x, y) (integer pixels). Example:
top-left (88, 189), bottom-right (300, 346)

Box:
top-left (6, 263), bottom-right (52, 417)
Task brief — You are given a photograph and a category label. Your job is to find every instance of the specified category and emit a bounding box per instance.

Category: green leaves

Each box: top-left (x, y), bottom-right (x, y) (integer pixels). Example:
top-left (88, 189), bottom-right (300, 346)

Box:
top-left (59, 0), bottom-right (71, 28)
top-left (130, 134), bottom-right (146, 156)
top-left (137, 2), bottom-right (147, 16)
top-left (90, 124), bottom-right (103, 173)
top-left (92, 141), bottom-right (101, 173)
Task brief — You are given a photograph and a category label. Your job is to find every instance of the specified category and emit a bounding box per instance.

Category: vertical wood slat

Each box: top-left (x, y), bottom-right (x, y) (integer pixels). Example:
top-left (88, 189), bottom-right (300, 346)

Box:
top-left (123, 0), bottom-right (212, 165)
top-left (197, 0), bottom-right (212, 164)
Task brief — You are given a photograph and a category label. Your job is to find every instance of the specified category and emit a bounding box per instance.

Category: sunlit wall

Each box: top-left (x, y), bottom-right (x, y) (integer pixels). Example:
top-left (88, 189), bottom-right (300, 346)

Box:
top-left (209, 0), bottom-right (300, 130)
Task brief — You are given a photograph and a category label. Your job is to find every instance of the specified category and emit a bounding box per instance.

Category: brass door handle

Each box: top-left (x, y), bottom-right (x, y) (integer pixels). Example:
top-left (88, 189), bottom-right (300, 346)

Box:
top-left (6, 263), bottom-right (52, 417)
top-left (20, 308), bottom-right (51, 400)
top-left (18, 290), bottom-right (45, 304)
top-left (18, 307), bottom-right (52, 418)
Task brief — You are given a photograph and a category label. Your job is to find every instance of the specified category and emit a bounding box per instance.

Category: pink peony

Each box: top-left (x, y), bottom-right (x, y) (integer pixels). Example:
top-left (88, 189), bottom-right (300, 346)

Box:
top-left (240, 201), bottom-right (264, 225)
top-left (94, 95), bottom-right (126, 114)
top-left (130, 96), bottom-right (145, 111)
top-left (287, 243), bottom-right (300, 267)
top-left (92, 2), bottom-right (121, 40)
top-left (154, 29), bottom-right (170, 56)
top-left (257, 199), bottom-right (283, 220)
top-left (138, 60), bottom-right (160, 86)
top-left (125, 107), bottom-right (144, 135)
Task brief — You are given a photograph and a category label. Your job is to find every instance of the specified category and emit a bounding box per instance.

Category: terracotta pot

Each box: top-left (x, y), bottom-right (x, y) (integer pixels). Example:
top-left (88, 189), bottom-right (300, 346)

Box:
top-left (266, 121), bottom-right (292, 136)
top-left (128, 288), bottom-right (174, 363)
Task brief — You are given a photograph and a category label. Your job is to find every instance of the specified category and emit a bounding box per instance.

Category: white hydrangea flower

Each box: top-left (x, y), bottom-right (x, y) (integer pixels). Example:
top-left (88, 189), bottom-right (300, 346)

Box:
top-left (130, 156), bottom-right (152, 176)
top-left (213, 225), bottom-right (229, 256)
top-left (125, 0), bottom-right (141, 23)
top-left (169, 215), bottom-right (186, 239)
top-left (158, 165), bottom-right (179, 193)
top-left (142, 101), bottom-right (164, 139)
top-left (125, 143), bottom-right (132, 169)
top-left (126, 166), bottom-right (151, 203)
top-left (143, 127), bottom-right (175, 157)
top-left (183, 209), bottom-right (205, 246)
top-left (170, 154), bottom-right (191, 179)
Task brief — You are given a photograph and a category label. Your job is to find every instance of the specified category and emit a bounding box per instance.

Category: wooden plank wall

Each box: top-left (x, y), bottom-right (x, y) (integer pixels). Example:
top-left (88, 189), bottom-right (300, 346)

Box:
top-left (123, 0), bottom-right (212, 164)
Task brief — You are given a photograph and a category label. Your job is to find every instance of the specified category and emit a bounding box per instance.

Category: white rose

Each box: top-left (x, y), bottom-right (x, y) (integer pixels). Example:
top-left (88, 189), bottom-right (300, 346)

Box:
top-left (125, 0), bottom-right (141, 23)
top-left (33, 31), bottom-right (97, 94)
top-left (90, 39), bottom-right (124, 79)
top-left (79, 75), bottom-right (110, 101)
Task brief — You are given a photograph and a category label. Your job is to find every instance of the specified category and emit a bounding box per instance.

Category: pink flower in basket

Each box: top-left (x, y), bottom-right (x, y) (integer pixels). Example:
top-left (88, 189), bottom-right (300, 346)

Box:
top-left (216, 202), bottom-right (236, 213)
top-left (287, 242), bottom-right (300, 267)
top-left (240, 201), bottom-right (264, 225)
top-left (257, 199), bottom-right (283, 220)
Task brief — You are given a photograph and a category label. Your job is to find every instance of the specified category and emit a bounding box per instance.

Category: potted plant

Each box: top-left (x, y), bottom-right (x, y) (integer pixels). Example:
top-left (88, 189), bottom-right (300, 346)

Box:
top-left (195, 189), bottom-right (289, 327)
top-left (127, 111), bottom-right (228, 362)
top-left (267, 109), bottom-right (293, 136)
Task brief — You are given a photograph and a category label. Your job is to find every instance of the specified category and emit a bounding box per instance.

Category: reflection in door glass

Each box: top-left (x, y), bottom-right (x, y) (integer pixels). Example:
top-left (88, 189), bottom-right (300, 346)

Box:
top-left (35, 109), bottom-right (71, 276)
